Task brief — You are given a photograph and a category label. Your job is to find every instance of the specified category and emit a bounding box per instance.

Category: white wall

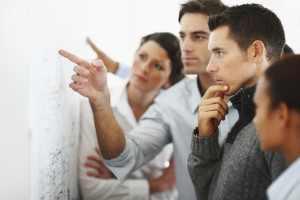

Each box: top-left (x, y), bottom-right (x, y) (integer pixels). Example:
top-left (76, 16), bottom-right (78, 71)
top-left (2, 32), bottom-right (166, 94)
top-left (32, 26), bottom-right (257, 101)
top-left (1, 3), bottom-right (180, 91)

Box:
top-left (82, 0), bottom-right (185, 65)
top-left (0, 0), bottom-right (29, 199)
top-left (83, 0), bottom-right (299, 65)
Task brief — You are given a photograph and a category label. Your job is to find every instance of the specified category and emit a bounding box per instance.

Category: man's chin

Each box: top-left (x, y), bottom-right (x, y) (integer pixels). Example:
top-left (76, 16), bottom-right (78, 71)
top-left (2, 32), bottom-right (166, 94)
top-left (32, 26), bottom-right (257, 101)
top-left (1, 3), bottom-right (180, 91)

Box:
top-left (183, 66), bottom-right (199, 75)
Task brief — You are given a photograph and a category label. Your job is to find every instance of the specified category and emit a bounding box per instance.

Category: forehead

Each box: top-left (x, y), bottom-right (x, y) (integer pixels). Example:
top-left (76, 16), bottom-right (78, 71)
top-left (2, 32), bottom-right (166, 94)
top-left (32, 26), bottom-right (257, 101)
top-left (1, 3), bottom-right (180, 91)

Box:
top-left (139, 41), bottom-right (169, 60)
top-left (208, 26), bottom-right (237, 51)
top-left (180, 13), bottom-right (210, 33)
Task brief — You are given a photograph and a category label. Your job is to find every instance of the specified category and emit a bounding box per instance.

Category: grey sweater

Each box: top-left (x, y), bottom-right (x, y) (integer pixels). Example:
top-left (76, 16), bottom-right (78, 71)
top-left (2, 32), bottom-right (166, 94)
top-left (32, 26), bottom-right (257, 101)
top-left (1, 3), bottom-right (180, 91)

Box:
top-left (188, 86), bottom-right (287, 200)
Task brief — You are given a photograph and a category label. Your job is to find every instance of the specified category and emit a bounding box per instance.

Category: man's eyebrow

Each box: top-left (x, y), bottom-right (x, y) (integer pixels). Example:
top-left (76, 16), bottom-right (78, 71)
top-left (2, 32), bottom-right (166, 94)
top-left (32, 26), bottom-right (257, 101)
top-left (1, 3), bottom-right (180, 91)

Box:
top-left (192, 31), bottom-right (209, 35)
top-left (179, 31), bottom-right (209, 35)
top-left (211, 47), bottom-right (224, 52)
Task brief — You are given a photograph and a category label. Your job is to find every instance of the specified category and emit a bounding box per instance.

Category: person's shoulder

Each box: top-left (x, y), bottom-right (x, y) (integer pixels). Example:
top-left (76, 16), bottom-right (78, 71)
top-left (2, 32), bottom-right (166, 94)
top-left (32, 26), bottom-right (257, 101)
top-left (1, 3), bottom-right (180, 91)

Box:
top-left (156, 76), bottom-right (198, 102)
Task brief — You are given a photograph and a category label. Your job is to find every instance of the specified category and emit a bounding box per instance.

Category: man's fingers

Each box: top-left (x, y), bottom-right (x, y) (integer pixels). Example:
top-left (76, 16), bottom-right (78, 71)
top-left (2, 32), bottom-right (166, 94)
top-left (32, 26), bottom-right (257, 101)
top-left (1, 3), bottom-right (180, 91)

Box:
top-left (73, 66), bottom-right (90, 76)
top-left (201, 110), bottom-right (224, 123)
top-left (69, 82), bottom-right (83, 91)
top-left (71, 74), bottom-right (88, 84)
top-left (90, 59), bottom-right (106, 71)
top-left (202, 85), bottom-right (229, 99)
top-left (199, 97), bottom-right (228, 113)
top-left (199, 104), bottom-right (227, 119)
top-left (59, 49), bottom-right (90, 68)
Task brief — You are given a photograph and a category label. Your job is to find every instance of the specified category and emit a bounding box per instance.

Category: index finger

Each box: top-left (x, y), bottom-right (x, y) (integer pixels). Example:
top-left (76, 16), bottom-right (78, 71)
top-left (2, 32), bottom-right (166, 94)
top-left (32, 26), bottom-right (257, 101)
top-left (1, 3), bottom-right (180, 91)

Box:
top-left (203, 85), bottom-right (228, 99)
top-left (59, 49), bottom-right (90, 69)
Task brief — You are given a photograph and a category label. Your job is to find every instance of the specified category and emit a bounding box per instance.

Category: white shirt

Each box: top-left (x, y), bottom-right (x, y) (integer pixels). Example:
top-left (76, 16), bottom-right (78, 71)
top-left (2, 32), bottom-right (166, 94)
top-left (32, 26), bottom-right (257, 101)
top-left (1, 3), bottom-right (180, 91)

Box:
top-left (78, 75), bottom-right (178, 200)
top-left (268, 156), bottom-right (300, 200)
top-left (115, 62), bottom-right (130, 79)
top-left (104, 77), bottom-right (239, 200)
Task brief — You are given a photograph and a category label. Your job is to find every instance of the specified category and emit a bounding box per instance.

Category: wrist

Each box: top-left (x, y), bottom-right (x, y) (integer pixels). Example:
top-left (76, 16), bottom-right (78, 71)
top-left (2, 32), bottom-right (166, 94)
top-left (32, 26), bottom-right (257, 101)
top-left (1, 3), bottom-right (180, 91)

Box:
top-left (89, 87), bottom-right (111, 109)
top-left (196, 126), bottom-right (215, 137)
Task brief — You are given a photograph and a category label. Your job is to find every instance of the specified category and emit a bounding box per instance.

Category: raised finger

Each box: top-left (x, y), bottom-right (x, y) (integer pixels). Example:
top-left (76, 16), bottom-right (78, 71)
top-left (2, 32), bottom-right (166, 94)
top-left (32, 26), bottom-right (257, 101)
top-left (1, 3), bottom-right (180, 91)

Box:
top-left (202, 85), bottom-right (228, 99)
top-left (59, 49), bottom-right (90, 68)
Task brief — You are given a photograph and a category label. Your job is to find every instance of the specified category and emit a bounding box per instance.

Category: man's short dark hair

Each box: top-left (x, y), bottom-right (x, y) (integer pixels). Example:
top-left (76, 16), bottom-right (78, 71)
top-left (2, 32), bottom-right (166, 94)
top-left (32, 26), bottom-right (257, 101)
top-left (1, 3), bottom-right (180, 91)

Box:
top-left (208, 4), bottom-right (285, 61)
top-left (178, 0), bottom-right (227, 23)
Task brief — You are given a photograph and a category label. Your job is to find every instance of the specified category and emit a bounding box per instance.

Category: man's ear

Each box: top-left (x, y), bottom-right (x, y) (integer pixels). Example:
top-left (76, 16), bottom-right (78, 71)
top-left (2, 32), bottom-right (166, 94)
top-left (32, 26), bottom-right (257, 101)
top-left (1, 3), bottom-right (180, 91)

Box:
top-left (162, 80), bottom-right (172, 89)
top-left (250, 40), bottom-right (266, 63)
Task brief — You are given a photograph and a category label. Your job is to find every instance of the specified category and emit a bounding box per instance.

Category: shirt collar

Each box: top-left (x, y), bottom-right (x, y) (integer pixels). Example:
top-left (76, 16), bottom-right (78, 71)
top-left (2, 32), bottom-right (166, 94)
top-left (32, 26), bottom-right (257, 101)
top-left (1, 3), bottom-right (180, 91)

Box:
top-left (268, 156), bottom-right (300, 200)
top-left (190, 76), bottom-right (202, 114)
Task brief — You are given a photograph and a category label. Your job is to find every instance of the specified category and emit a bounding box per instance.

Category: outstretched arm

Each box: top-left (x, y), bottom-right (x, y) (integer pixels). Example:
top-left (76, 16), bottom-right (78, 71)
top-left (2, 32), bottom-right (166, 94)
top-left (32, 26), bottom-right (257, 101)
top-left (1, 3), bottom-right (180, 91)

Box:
top-left (59, 49), bottom-right (125, 159)
top-left (86, 37), bottom-right (119, 73)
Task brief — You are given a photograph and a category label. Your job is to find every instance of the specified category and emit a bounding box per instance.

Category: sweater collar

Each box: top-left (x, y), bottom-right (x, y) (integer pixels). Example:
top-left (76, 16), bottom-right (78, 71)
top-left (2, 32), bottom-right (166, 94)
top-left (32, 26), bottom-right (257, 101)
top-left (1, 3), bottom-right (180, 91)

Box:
top-left (225, 85), bottom-right (256, 144)
top-left (230, 85), bottom-right (256, 119)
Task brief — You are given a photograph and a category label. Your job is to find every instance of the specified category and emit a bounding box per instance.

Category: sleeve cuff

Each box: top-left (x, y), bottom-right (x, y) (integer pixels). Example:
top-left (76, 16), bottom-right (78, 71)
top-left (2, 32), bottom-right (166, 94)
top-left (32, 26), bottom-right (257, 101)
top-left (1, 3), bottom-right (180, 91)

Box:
top-left (115, 62), bottom-right (130, 79)
top-left (127, 179), bottom-right (149, 199)
top-left (191, 127), bottom-right (221, 159)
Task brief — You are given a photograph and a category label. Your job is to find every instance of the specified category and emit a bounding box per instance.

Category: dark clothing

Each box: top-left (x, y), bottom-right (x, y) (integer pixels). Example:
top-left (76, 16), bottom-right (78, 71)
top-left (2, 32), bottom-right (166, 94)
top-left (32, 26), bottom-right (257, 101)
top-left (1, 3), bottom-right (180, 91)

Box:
top-left (188, 86), bottom-right (287, 200)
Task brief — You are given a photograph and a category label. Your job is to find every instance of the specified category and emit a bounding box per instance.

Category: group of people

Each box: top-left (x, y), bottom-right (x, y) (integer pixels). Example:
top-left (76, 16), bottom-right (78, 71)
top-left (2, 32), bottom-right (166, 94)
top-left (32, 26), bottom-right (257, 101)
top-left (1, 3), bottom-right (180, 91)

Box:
top-left (59, 0), bottom-right (300, 200)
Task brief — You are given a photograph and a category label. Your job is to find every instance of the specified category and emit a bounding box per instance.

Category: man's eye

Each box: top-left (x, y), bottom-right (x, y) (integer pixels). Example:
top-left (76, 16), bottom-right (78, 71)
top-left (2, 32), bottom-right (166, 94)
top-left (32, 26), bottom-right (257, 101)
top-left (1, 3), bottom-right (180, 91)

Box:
top-left (195, 35), bottom-right (204, 40)
top-left (217, 51), bottom-right (224, 57)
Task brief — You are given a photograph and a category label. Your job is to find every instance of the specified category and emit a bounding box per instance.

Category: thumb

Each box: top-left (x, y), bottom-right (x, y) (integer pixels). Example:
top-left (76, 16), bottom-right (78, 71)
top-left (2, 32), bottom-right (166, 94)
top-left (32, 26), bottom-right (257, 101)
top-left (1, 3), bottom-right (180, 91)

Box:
top-left (90, 59), bottom-right (107, 72)
top-left (91, 59), bottom-right (104, 68)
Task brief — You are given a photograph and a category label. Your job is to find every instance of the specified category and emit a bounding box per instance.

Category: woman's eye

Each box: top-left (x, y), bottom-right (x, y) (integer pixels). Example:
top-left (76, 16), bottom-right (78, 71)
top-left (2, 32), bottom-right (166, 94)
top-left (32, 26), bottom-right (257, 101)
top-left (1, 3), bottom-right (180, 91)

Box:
top-left (154, 64), bottom-right (163, 70)
top-left (139, 54), bottom-right (146, 60)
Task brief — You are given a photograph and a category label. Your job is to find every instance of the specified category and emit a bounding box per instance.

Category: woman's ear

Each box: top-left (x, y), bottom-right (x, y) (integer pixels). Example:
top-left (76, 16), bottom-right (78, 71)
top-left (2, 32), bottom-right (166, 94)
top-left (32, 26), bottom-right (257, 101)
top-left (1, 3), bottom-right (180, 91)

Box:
top-left (162, 80), bottom-right (172, 89)
top-left (278, 102), bottom-right (290, 128)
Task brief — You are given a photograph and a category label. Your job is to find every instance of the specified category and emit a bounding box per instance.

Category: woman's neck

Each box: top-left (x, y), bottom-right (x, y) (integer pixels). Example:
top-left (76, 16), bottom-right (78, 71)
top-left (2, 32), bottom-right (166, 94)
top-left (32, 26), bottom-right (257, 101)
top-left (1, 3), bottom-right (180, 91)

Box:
top-left (127, 83), bottom-right (159, 121)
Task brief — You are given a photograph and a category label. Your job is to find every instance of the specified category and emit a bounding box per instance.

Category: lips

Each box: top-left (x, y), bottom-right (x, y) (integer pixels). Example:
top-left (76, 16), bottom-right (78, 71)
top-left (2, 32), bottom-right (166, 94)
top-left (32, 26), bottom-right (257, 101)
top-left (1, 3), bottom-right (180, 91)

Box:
top-left (215, 79), bottom-right (225, 85)
top-left (182, 57), bottom-right (197, 61)
top-left (135, 75), bottom-right (147, 83)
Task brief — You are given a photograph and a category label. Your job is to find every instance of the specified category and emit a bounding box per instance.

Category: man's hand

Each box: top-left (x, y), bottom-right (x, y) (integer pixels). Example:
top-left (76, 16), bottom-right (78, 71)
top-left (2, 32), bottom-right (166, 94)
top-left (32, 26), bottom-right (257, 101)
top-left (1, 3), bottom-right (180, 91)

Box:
top-left (58, 49), bottom-right (109, 104)
top-left (198, 85), bottom-right (229, 137)
top-left (85, 147), bottom-right (114, 179)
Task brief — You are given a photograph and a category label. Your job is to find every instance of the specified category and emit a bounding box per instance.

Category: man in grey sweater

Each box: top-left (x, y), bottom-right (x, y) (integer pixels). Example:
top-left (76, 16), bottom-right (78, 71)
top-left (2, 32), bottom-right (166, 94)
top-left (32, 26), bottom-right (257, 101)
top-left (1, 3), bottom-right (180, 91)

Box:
top-left (188, 4), bottom-right (287, 200)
